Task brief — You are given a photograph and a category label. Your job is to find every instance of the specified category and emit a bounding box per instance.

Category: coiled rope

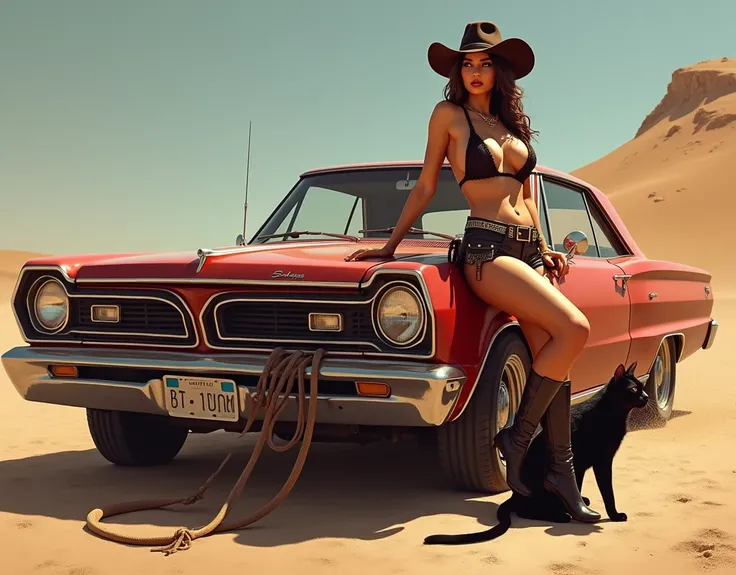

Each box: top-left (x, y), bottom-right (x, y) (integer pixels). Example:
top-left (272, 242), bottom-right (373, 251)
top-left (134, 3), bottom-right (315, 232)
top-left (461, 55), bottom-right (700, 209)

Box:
top-left (85, 347), bottom-right (326, 555)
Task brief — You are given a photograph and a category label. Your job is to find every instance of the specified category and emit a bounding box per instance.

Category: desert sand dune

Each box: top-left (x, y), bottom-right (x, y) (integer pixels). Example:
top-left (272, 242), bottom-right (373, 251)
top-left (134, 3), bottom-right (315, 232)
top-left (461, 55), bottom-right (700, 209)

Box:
top-left (572, 57), bottom-right (736, 287)
top-left (0, 250), bottom-right (46, 302)
top-left (1, 58), bottom-right (735, 574)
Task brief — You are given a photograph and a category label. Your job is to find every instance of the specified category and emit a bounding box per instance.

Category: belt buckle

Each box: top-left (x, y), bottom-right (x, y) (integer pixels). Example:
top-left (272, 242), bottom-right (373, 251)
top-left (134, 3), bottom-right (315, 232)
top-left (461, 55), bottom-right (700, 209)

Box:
top-left (515, 226), bottom-right (532, 242)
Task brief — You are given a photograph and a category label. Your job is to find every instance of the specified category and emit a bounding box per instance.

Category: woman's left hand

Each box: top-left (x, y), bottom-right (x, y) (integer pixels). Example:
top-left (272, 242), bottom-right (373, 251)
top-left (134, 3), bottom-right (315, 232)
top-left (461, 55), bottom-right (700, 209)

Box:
top-left (542, 250), bottom-right (570, 281)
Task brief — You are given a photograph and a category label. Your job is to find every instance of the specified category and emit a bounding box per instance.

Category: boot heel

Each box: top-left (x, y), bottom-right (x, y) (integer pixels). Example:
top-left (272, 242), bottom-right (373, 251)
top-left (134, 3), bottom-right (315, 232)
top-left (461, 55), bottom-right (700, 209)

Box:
top-left (493, 427), bottom-right (533, 497)
top-left (544, 473), bottom-right (600, 523)
top-left (542, 381), bottom-right (601, 523)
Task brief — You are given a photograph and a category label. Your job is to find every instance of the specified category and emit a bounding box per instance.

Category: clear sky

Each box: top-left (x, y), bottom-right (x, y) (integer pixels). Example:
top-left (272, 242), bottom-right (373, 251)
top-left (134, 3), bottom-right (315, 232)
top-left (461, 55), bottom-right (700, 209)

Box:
top-left (1, 0), bottom-right (733, 255)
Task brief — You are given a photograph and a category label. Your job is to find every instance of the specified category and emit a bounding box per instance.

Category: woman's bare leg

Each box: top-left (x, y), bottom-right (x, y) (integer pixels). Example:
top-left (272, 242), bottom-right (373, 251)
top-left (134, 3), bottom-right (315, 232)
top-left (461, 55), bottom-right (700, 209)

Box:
top-left (465, 256), bottom-right (589, 381)
top-left (465, 256), bottom-right (599, 522)
top-left (518, 267), bottom-right (570, 379)
top-left (518, 266), bottom-right (551, 356)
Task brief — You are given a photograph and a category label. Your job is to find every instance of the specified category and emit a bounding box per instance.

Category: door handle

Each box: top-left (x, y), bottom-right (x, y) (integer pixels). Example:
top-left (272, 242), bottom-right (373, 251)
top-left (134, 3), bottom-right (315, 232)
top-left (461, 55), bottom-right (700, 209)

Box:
top-left (613, 274), bottom-right (632, 293)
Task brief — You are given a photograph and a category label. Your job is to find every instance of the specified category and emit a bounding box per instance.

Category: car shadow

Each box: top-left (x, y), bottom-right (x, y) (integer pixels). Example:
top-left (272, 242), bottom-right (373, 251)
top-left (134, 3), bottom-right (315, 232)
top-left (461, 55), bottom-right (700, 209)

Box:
top-left (0, 431), bottom-right (604, 549)
top-left (629, 408), bottom-right (692, 431)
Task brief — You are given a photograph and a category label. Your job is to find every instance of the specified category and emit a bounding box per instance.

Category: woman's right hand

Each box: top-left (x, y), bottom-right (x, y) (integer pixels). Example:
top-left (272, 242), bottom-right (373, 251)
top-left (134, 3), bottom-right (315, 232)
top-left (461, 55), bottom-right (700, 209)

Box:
top-left (344, 245), bottom-right (395, 261)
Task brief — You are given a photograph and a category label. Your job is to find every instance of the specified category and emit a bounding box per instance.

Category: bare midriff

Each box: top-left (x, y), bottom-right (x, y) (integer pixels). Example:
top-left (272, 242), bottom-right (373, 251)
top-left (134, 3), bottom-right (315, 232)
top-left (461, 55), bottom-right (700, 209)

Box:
top-left (460, 179), bottom-right (534, 227)
top-left (446, 130), bottom-right (535, 228)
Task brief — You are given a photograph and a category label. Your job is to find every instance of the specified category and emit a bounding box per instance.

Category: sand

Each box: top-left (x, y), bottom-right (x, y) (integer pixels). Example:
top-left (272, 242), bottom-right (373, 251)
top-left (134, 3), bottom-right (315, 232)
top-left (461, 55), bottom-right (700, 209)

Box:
top-left (1, 58), bottom-right (735, 574)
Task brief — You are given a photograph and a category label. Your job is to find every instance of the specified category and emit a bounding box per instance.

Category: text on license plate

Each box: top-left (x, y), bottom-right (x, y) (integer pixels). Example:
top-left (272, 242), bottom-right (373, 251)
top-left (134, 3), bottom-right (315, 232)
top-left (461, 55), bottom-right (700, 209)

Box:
top-left (163, 375), bottom-right (239, 422)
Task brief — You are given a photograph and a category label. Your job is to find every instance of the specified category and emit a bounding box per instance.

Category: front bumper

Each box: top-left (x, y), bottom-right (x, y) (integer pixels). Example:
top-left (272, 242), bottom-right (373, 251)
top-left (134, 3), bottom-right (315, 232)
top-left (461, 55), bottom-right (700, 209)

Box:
top-left (1, 346), bottom-right (467, 427)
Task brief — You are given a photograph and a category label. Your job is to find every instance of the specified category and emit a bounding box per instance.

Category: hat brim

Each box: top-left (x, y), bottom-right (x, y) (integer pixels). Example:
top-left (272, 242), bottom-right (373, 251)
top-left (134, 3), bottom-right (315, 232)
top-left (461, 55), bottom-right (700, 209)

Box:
top-left (427, 37), bottom-right (535, 80)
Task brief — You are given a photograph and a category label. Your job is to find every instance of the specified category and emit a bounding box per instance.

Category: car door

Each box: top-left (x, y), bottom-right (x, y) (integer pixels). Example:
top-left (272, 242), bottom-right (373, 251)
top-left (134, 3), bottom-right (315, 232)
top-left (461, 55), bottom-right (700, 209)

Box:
top-left (537, 174), bottom-right (632, 395)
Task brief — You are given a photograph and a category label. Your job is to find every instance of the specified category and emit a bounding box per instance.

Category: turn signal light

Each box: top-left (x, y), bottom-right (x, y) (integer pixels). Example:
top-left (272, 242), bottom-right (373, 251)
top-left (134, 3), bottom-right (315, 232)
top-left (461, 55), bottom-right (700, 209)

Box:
top-left (355, 381), bottom-right (391, 398)
top-left (50, 365), bottom-right (78, 378)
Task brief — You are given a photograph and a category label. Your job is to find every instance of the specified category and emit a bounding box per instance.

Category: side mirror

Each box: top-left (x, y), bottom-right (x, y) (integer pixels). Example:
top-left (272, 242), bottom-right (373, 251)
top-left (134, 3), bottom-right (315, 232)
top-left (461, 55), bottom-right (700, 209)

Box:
top-left (563, 230), bottom-right (589, 258)
top-left (235, 234), bottom-right (246, 246)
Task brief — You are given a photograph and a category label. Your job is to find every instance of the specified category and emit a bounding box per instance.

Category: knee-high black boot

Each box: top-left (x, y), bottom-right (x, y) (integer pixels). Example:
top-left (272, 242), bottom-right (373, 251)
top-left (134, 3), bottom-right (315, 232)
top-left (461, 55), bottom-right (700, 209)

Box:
top-left (493, 369), bottom-right (563, 497)
top-left (542, 380), bottom-right (601, 523)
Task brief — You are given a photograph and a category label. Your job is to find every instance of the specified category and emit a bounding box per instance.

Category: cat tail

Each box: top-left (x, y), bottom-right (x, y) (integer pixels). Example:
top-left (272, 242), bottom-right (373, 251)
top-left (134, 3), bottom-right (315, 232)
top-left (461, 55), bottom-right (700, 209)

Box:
top-left (422, 496), bottom-right (514, 546)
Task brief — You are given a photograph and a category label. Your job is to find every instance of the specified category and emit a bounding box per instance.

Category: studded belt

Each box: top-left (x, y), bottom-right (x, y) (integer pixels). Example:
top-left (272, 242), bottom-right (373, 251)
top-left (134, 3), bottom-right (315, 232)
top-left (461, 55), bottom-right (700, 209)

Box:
top-left (465, 218), bottom-right (540, 243)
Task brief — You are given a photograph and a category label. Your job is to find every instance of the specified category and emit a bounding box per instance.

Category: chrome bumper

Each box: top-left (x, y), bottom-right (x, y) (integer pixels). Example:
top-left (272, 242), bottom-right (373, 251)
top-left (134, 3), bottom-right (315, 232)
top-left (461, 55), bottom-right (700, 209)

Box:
top-left (703, 319), bottom-right (718, 350)
top-left (1, 346), bottom-right (467, 427)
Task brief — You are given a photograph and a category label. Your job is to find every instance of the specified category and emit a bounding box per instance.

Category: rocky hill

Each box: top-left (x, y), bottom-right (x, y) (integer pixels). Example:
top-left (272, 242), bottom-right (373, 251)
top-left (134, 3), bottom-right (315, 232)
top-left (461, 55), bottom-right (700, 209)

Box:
top-left (572, 57), bottom-right (736, 287)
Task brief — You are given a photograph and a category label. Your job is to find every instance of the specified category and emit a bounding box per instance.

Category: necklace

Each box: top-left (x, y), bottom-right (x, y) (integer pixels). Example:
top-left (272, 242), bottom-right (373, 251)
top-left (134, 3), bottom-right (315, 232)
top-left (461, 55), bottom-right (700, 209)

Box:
top-left (466, 106), bottom-right (498, 128)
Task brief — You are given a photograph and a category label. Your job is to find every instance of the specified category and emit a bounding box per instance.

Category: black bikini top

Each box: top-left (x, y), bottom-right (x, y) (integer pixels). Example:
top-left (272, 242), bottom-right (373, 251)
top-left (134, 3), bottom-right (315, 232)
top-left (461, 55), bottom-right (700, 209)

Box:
top-left (457, 106), bottom-right (537, 187)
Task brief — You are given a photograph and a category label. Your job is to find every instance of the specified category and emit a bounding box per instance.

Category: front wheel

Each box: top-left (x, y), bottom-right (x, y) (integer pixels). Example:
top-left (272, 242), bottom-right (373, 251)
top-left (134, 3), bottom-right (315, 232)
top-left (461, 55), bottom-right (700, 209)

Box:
top-left (437, 330), bottom-right (531, 493)
top-left (87, 409), bottom-right (189, 466)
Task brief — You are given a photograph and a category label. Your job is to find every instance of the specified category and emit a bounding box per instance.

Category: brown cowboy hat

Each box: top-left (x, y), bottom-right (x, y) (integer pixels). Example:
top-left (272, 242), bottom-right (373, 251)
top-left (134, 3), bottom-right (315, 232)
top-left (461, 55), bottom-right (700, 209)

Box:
top-left (427, 21), bottom-right (535, 80)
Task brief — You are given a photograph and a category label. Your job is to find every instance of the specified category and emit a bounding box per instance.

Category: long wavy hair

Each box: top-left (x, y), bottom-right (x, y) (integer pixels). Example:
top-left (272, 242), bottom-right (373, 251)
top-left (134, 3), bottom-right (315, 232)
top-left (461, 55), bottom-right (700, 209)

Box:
top-left (443, 54), bottom-right (538, 144)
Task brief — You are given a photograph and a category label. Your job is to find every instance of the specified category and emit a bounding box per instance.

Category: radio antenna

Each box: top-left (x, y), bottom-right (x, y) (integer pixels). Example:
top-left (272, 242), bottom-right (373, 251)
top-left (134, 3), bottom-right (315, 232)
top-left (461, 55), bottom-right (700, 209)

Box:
top-left (240, 121), bottom-right (252, 245)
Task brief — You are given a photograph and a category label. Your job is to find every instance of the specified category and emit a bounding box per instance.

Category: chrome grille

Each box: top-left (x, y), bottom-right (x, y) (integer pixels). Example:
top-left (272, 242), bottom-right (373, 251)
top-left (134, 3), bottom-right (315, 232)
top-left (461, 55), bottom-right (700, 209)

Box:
top-left (74, 297), bottom-right (187, 337)
top-left (200, 277), bottom-right (434, 357)
top-left (216, 301), bottom-right (375, 341)
top-left (11, 267), bottom-right (198, 348)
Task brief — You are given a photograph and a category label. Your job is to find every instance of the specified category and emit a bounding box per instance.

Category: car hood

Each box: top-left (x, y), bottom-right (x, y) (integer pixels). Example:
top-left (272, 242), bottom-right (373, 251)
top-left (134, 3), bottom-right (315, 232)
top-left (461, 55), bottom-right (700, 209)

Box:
top-left (66, 240), bottom-right (443, 285)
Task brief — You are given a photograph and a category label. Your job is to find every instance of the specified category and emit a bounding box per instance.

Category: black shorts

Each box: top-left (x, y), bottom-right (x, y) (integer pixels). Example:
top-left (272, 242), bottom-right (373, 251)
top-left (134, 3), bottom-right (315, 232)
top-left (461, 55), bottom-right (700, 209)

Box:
top-left (448, 217), bottom-right (545, 281)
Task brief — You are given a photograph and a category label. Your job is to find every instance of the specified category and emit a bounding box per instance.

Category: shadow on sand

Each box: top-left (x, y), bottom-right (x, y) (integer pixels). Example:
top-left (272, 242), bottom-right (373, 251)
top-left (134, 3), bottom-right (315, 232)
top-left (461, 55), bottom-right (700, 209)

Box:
top-left (0, 431), bottom-right (605, 548)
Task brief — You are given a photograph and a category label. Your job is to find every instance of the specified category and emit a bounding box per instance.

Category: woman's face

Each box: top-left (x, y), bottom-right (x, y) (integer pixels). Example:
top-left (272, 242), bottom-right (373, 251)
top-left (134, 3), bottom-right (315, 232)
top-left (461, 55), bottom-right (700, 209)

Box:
top-left (461, 52), bottom-right (495, 95)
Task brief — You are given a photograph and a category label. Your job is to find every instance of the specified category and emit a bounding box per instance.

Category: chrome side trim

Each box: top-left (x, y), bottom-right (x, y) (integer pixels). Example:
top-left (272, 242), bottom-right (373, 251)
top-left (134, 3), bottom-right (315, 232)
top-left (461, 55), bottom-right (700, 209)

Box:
top-left (1, 346), bottom-right (467, 427)
top-left (571, 385), bottom-right (604, 405)
top-left (570, 373), bottom-right (649, 406)
top-left (449, 317), bottom-right (519, 420)
top-left (11, 266), bottom-right (200, 349)
top-left (703, 319), bottom-right (718, 350)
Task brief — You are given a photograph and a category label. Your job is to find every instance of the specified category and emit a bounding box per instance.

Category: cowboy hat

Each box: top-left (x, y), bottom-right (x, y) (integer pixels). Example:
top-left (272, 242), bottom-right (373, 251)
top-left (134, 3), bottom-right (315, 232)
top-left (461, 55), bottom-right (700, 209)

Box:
top-left (427, 21), bottom-right (535, 80)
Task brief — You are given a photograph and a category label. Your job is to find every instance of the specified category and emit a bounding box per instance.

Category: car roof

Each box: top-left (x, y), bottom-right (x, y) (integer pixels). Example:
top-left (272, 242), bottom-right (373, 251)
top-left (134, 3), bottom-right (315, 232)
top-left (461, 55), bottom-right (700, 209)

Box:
top-left (300, 160), bottom-right (564, 178)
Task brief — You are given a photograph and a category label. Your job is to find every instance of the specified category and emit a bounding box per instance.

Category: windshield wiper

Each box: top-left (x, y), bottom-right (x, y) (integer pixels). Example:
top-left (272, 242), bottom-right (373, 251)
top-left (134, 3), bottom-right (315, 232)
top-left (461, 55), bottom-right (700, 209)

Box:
top-left (255, 230), bottom-right (360, 242)
top-left (359, 226), bottom-right (457, 241)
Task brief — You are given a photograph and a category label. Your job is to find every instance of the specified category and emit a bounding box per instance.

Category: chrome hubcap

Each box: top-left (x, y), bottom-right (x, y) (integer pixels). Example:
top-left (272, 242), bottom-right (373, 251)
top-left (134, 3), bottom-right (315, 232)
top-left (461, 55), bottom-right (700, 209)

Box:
top-left (497, 382), bottom-right (510, 430)
top-left (496, 354), bottom-right (526, 468)
top-left (653, 343), bottom-right (672, 409)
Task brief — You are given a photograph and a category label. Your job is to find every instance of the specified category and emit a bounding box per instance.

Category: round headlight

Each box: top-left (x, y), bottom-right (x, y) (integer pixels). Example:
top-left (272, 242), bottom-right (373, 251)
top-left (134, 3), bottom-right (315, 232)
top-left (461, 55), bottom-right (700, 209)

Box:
top-left (375, 285), bottom-right (424, 346)
top-left (33, 279), bottom-right (69, 331)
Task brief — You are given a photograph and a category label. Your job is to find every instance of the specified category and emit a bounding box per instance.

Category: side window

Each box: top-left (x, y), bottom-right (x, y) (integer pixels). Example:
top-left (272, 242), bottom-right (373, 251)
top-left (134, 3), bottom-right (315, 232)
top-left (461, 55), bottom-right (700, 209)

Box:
top-left (541, 178), bottom-right (598, 257)
top-left (537, 187), bottom-right (552, 248)
top-left (585, 197), bottom-right (628, 258)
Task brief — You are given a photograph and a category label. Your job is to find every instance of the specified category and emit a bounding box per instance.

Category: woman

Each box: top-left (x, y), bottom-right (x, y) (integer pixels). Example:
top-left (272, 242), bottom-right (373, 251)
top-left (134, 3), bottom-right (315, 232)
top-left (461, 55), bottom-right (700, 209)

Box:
top-left (345, 21), bottom-right (600, 523)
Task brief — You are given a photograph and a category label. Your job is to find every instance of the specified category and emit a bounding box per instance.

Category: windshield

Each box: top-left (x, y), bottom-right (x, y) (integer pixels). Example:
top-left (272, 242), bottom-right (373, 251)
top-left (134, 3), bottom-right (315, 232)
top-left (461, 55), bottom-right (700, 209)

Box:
top-left (250, 166), bottom-right (471, 244)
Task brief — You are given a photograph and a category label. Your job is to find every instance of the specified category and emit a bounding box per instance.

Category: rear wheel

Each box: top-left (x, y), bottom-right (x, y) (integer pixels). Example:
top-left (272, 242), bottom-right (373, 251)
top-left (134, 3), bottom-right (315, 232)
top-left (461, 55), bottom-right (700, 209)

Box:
top-left (87, 409), bottom-right (189, 466)
top-left (633, 337), bottom-right (677, 427)
top-left (437, 330), bottom-right (531, 493)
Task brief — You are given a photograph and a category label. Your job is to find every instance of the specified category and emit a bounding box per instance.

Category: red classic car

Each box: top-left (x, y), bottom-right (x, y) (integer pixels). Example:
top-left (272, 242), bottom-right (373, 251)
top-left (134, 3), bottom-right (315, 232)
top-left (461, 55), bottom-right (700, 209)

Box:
top-left (1, 161), bottom-right (718, 494)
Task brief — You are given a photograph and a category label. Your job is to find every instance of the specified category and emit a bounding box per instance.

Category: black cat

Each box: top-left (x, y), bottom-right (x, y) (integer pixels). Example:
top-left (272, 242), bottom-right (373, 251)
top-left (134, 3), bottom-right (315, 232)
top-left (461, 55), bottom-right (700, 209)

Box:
top-left (424, 362), bottom-right (648, 545)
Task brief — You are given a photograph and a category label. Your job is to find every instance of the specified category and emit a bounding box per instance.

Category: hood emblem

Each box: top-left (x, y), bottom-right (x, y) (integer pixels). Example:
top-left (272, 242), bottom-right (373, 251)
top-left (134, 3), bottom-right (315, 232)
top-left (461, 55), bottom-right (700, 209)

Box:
top-left (271, 270), bottom-right (305, 280)
top-left (195, 248), bottom-right (213, 274)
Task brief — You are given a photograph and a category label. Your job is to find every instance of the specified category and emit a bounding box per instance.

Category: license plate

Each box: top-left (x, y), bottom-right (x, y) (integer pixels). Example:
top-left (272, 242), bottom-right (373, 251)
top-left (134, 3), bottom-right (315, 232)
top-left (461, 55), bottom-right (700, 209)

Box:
top-left (163, 375), bottom-right (239, 422)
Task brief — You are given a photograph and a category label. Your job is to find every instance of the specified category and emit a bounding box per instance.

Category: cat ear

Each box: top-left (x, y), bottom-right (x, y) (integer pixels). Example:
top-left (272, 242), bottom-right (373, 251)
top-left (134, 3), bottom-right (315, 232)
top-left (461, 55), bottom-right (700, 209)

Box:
top-left (614, 363), bottom-right (626, 379)
top-left (625, 361), bottom-right (637, 375)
